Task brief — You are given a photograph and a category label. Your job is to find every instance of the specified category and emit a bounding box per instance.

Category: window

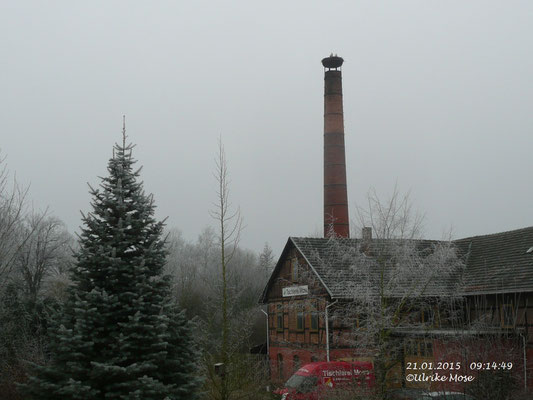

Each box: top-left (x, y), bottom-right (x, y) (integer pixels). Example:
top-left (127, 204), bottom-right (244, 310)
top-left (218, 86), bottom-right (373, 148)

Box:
top-left (405, 340), bottom-right (433, 357)
top-left (277, 354), bottom-right (284, 380)
top-left (291, 258), bottom-right (299, 281)
top-left (291, 302), bottom-right (305, 332)
top-left (276, 304), bottom-right (284, 332)
top-left (310, 311), bottom-right (319, 331)
top-left (425, 341), bottom-right (433, 357)
top-left (297, 311), bottom-right (305, 331)
top-left (307, 301), bottom-right (319, 331)
top-left (419, 340), bottom-right (433, 357)
top-left (501, 304), bottom-right (514, 328)
top-left (293, 355), bottom-right (301, 372)
top-left (422, 309), bottom-right (430, 324)
top-left (355, 314), bottom-right (367, 330)
top-left (405, 340), bottom-right (417, 356)
top-left (421, 307), bottom-right (439, 327)
top-left (285, 374), bottom-right (317, 393)
top-left (288, 302), bottom-right (310, 332)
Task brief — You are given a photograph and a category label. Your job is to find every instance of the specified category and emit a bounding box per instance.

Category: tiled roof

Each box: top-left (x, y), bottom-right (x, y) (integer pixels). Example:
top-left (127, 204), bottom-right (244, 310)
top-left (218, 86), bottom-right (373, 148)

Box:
top-left (291, 237), bottom-right (463, 299)
top-left (454, 226), bottom-right (533, 295)
top-left (261, 227), bottom-right (533, 302)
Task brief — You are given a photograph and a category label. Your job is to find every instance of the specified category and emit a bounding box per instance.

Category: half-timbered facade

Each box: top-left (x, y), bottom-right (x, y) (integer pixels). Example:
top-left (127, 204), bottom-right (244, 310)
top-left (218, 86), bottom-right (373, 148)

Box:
top-left (261, 227), bottom-right (533, 392)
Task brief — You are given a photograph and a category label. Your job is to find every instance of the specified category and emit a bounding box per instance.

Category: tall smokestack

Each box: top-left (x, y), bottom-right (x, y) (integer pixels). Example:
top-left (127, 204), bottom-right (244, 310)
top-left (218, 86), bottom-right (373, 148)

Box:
top-left (322, 54), bottom-right (349, 238)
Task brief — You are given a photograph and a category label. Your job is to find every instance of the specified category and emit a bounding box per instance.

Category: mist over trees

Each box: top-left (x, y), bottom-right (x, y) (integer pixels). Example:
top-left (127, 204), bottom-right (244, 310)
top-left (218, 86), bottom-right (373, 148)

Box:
top-left (165, 227), bottom-right (271, 346)
top-left (0, 153), bottom-right (75, 398)
top-left (163, 140), bottom-right (276, 399)
top-left (0, 142), bottom-right (275, 399)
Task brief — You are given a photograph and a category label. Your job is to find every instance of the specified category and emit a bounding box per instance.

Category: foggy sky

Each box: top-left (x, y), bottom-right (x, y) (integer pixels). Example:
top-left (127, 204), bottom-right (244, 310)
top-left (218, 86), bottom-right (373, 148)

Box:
top-left (2, 1), bottom-right (533, 255)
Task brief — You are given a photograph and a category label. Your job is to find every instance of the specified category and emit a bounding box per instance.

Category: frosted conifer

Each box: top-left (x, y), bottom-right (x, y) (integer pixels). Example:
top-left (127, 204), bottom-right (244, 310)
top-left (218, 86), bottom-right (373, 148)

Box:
top-left (23, 126), bottom-right (199, 399)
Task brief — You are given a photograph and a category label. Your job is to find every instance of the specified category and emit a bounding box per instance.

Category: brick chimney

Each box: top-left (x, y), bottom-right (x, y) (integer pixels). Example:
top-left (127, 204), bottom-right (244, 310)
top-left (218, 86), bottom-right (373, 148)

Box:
top-left (362, 227), bottom-right (372, 254)
top-left (322, 54), bottom-right (349, 238)
top-left (362, 227), bottom-right (372, 242)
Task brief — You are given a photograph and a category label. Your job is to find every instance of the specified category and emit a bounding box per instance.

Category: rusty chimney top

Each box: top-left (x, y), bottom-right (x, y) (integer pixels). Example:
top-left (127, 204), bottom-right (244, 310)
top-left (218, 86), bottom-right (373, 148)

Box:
top-left (323, 54), bottom-right (349, 238)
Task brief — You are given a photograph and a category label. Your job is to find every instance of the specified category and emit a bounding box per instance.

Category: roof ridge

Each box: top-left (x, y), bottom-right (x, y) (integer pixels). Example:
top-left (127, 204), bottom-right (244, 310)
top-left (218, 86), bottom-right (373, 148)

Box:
top-left (290, 236), bottom-right (442, 243)
top-left (291, 226), bottom-right (533, 243)
top-left (455, 226), bottom-right (533, 242)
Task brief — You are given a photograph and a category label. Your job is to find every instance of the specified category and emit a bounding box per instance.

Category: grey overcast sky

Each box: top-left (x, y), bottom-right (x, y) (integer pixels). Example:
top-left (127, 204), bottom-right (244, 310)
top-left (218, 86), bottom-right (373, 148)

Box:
top-left (1, 1), bottom-right (532, 254)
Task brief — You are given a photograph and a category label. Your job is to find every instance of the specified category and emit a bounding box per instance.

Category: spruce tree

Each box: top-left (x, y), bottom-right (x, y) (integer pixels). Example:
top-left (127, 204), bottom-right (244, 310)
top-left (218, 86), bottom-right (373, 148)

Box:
top-left (23, 127), bottom-right (199, 399)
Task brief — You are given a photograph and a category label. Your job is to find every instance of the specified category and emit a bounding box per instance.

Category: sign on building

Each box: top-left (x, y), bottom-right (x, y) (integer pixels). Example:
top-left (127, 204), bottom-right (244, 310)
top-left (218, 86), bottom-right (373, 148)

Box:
top-left (282, 285), bottom-right (309, 297)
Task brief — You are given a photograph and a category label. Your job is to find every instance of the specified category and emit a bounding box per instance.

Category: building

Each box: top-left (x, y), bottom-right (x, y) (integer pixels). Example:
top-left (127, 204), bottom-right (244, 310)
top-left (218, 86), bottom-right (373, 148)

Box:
top-left (260, 231), bottom-right (533, 389)
top-left (259, 55), bottom-right (533, 393)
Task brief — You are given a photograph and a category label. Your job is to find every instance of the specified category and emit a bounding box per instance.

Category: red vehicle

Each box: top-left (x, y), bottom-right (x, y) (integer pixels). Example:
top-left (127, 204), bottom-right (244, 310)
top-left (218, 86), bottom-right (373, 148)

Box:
top-left (274, 361), bottom-right (375, 400)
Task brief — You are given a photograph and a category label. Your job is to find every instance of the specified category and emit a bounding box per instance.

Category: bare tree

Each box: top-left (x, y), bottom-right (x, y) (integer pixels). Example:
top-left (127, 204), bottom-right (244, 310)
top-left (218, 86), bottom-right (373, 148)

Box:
top-left (0, 153), bottom-right (33, 288)
top-left (164, 224), bottom-right (266, 331)
top-left (163, 225), bottom-right (271, 399)
top-left (258, 243), bottom-right (275, 282)
top-left (353, 184), bottom-right (424, 241)
top-left (15, 213), bottom-right (71, 302)
top-left (321, 187), bottom-right (465, 396)
top-left (161, 140), bottom-right (271, 398)
top-left (0, 156), bottom-right (73, 399)
top-left (208, 138), bottom-right (243, 400)
top-left (165, 228), bottom-right (207, 319)
top-left (197, 226), bottom-right (217, 271)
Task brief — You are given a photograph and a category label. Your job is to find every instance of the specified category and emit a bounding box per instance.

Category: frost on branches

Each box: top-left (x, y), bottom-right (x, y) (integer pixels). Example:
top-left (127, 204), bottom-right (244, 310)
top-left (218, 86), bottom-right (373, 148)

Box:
top-left (315, 189), bottom-right (466, 395)
top-left (23, 130), bottom-right (200, 400)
